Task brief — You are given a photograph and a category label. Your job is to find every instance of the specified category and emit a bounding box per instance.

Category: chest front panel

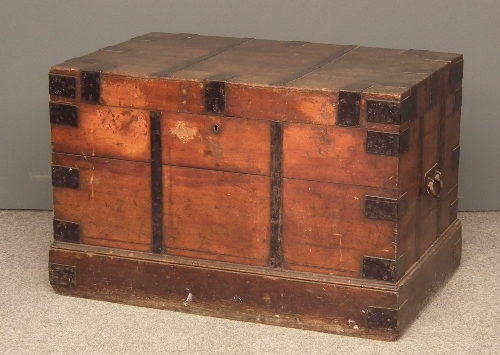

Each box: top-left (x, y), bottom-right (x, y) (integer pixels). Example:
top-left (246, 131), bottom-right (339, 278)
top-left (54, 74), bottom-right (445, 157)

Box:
top-left (49, 33), bottom-right (462, 283)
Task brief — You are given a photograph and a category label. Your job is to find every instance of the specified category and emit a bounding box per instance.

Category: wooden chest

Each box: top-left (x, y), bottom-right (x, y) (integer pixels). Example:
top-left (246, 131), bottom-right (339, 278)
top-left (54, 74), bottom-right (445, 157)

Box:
top-left (48, 32), bottom-right (463, 340)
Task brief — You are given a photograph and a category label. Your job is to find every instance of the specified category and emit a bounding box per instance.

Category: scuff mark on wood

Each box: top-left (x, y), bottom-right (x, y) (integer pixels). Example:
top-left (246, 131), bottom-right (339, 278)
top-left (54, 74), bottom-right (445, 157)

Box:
top-left (205, 138), bottom-right (223, 158)
top-left (183, 292), bottom-right (193, 306)
top-left (170, 121), bottom-right (197, 143)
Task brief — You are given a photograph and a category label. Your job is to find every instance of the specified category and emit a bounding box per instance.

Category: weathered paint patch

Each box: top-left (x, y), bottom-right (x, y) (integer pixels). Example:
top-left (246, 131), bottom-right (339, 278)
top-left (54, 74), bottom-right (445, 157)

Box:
top-left (170, 121), bottom-right (197, 143)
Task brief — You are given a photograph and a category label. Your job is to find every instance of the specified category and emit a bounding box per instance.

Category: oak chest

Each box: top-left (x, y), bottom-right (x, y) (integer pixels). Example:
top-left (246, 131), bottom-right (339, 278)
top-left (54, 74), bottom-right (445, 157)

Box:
top-left (48, 32), bottom-right (463, 340)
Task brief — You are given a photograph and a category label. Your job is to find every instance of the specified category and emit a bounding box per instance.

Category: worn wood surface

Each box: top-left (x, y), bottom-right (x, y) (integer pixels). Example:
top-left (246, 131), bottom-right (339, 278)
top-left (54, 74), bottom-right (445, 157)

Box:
top-left (282, 179), bottom-right (396, 276)
top-left (441, 106), bottom-right (461, 196)
top-left (48, 218), bottom-right (461, 341)
top-left (438, 184), bottom-right (459, 235)
top-left (162, 112), bottom-right (270, 175)
top-left (51, 33), bottom-right (462, 123)
top-left (283, 123), bottom-right (398, 189)
top-left (163, 166), bottom-right (270, 266)
top-left (48, 32), bottom-right (463, 339)
top-left (49, 35), bottom-right (463, 276)
top-left (398, 220), bottom-right (462, 334)
top-left (52, 153), bottom-right (152, 251)
top-left (101, 76), bottom-right (206, 114)
top-left (226, 86), bottom-right (336, 125)
top-left (51, 104), bottom-right (151, 162)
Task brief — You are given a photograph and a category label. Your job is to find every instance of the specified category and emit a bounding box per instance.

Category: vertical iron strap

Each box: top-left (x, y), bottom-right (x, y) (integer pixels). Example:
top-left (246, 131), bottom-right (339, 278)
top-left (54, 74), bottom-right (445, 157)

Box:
top-left (150, 110), bottom-right (164, 254)
top-left (269, 121), bottom-right (284, 267)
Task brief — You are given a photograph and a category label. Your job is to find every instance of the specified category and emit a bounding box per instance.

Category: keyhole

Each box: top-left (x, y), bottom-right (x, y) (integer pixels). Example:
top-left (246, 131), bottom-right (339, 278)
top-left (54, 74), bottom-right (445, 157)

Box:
top-left (211, 124), bottom-right (221, 134)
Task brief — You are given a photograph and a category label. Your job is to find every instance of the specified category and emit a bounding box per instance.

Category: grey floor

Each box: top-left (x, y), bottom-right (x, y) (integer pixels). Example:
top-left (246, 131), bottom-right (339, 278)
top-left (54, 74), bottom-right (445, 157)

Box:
top-left (0, 210), bottom-right (499, 354)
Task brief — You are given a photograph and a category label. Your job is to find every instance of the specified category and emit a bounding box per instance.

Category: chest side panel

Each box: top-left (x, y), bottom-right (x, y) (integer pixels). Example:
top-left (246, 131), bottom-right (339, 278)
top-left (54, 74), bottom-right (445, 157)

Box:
top-left (396, 55), bottom-right (462, 277)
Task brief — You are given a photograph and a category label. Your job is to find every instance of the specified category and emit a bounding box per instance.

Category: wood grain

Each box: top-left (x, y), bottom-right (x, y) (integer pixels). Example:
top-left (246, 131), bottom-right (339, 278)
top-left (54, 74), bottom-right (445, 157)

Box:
top-left (49, 242), bottom-right (399, 340)
top-left (170, 39), bottom-right (352, 86)
top-left (51, 104), bottom-right (151, 162)
top-left (48, 218), bottom-right (460, 340)
top-left (440, 107), bottom-right (461, 196)
top-left (416, 206), bottom-right (439, 258)
top-left (394, 113), bottom-right (418, 279)
top-left (438, 184), bottom-right (459, 235)
top-left (226, 85), bottom-right (336, 125)
top-left (101, 75), bottom-right (205, 114)
top-left (163, 166), bottom-right (270, 266)
top-left (162, 112), bottom-right (270, 175)
top-left (422, 104), bottom-right (441, 174)
top-left (47, 33), bottom-right (464, 340)
top-left (52, 153), bottom-right (151, 251)
top-left (398, 220), bottom-right (461, 334)
top-left (395, 227), bottom-right (417, 280)
top-left (419, 104), bottom-right (441, 216)
top-left (414, 77), bottom-right (432, 117)
top-left (283, 123), bottom-right (398, 189)
top-left (282, 178), bottom-right (397, 277)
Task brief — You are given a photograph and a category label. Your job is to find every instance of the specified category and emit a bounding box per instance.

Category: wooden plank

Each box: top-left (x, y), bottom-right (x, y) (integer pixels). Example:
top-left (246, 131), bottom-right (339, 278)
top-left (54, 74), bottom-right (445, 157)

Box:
top-left (416, 205), bottom-right (439, 258)
top-left (289, 46), bottom-right (433, 91)
top-left (49, 242), bottom-right (399, 340)
top-left (169, 39), bottom-right (353, 85)
top-left (226, 85), bottom-right (336, 125)
top-left (48, 218), bottom-right (461, 339)
top-left (438, 185), bottom-right (459, 235)
top-left (398, 116), bottom-right (420, 199)
top-left (420, 51), bottom-right (463, 63)
top-left (162, 112), bottom-right (270, 175)
top-left (100, 75), bottom-right (206, 115)
top-left (51, 104), bottom-right (151, 162)
top-left (422, 105), bottom-right (441, 174)
top-left (419, 104), bottom-right (441, 216)
top-left (398, 220), bottom-right (461, 334)
top-left (54, 34), bottom-right (250, 78)
top-left (395, 116), bottom-right (420, 279)
top-left (282, 179), bottom-right (397, 277)
top-left (163, 166), bottom-right (270, 266)
top-left (395, 54), bottom-right (447, 75)
top-left (414, 77), bottom-right (431, 117)
top-left (153, 37), bottom-right (252, 77)
top-left (440, 104), bottom-right (461, 196)
top-left (272, 45), bottom-right (357, 85)
top-left (397, 117), bottom-right (420, 222)
top-left (395, 227), bottom-right (417, 280)
top-left (52, 153), bottom-right (151, 251)
top-left (282, 123), bottom-right (398, 189)
top-left (362, 86), bottom-right (410, 102)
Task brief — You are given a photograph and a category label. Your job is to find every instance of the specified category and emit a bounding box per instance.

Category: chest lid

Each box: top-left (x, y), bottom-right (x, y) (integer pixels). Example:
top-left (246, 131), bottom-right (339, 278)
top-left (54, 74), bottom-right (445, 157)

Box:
top-left (50, 32), bottom-right (462, 107)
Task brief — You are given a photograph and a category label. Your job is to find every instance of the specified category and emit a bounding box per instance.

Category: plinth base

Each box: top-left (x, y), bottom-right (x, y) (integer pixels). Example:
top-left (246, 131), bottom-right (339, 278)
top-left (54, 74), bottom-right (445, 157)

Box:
top-left (49, 220), bottom-right (461, 341)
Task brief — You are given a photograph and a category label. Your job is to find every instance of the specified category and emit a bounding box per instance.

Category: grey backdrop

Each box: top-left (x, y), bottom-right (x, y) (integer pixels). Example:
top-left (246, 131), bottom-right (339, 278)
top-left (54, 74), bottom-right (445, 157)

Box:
top-left (1, 0), bottom-right (499, 211)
